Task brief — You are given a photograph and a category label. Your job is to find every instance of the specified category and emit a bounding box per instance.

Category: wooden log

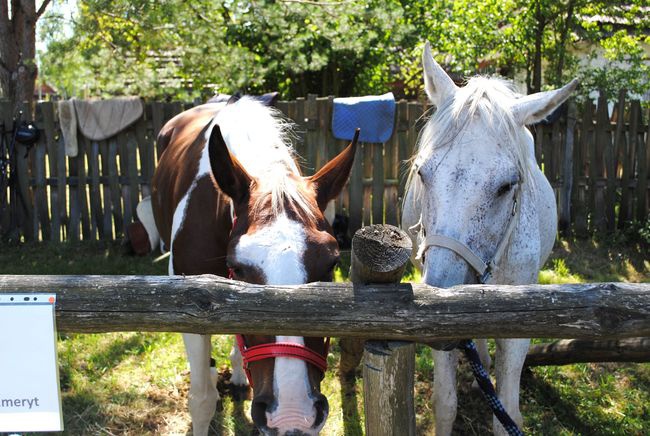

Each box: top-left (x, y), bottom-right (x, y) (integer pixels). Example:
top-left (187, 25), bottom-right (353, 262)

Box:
top-left (352, 224), bottom-right (415, 436)
top-left (525, 337), bottom-right (650, 366)
top-left (0, 278), bottom-right (648, 340)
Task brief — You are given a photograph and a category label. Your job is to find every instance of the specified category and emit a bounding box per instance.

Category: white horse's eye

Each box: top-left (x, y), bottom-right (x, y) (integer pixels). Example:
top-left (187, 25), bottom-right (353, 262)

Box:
top-left (496, 179), bottom-right (518, 197)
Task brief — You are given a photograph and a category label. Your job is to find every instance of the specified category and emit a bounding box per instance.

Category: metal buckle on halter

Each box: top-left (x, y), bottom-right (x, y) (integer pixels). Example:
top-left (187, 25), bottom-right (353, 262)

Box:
top-left (479, 264), bottom-right (493, 284)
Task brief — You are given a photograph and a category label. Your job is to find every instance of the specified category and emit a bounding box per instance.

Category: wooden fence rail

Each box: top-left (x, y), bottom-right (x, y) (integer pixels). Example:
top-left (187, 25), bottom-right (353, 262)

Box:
top-left (0, 275), bottom-right (648, 340)
top-left (1, 91), bottom-right (648, 242)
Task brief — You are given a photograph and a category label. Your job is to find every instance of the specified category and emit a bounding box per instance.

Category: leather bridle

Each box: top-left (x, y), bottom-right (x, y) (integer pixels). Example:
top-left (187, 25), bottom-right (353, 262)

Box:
top-left (416, 183), bottom-right (521, 284)
top-left (228, 213), bottom-right (331, 388)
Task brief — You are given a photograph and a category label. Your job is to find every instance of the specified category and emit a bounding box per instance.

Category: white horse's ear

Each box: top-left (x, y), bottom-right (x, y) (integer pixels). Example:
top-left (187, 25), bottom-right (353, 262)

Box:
top-left (422, 41), bottom-right (457, 107)
top-left (511, 79), bottom-right (579, 125)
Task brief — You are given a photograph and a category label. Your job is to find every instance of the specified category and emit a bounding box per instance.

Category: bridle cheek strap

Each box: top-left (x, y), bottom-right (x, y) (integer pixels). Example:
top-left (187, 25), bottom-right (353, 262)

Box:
top-left (235, 335), bottom-right (330, 388)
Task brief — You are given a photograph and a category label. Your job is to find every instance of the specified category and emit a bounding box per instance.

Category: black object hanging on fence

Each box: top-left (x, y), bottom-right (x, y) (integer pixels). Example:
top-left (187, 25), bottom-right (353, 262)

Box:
top-left (0, 111), bottom-right (37, 239)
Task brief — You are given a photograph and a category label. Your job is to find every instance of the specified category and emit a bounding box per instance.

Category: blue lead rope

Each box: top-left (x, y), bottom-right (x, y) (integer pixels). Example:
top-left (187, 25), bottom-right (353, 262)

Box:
top-left (458, 339), bottom-right (524, 436)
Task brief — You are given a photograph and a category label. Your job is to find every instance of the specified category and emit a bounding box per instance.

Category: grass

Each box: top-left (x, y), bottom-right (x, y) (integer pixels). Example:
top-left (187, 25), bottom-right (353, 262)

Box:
top-left (0, 237), bottom-right (648, 435)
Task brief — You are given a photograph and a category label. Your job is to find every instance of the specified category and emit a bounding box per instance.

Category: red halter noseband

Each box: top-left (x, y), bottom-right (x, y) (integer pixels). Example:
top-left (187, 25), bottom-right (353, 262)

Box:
top-left (228, 214), bottom-right (331, 387)
top-left (235, 335), bottom-right (330, 388)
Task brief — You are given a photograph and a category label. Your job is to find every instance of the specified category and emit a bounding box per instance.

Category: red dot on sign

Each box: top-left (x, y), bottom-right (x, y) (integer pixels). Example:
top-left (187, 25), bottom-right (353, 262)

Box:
top-left (48, 296), bottom-right (55, 304)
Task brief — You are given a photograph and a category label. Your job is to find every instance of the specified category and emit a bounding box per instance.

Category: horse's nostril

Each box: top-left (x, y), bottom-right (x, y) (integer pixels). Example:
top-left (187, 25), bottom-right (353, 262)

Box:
top-left (251, 396), bottom-right (273, 428)
top-left (312, 393), bottom-right (329, 428)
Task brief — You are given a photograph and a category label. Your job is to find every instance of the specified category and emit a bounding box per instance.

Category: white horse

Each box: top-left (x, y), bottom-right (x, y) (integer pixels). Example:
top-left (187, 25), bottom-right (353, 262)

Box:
top-left (402, 42), bottom-right (577, 435)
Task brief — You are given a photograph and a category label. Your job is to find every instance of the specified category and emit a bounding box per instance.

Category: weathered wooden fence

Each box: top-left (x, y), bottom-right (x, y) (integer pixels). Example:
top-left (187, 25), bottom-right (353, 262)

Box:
top-left (1, 222), bottom-right (649, 435)
top-left (1, 91), bottom-right (648, 242)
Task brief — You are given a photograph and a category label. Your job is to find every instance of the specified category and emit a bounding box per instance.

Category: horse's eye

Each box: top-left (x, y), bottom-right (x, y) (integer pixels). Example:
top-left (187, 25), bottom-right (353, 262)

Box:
top-left (497, 181), bottom-right (516, 197)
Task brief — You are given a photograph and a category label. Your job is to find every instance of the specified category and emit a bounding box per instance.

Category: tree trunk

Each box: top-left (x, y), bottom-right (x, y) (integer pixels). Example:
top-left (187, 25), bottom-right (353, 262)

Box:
top-left (530, 0), bottom-right (545, 94)
top-left (554, 0), bottom-right (575, 86)
top-left (0, 1), bottom-right (50, 114)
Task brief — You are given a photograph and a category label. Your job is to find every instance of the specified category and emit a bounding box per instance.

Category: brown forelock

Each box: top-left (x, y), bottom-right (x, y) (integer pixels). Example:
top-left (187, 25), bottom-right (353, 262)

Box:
top-left (151, 104), bottom-right (222, 248)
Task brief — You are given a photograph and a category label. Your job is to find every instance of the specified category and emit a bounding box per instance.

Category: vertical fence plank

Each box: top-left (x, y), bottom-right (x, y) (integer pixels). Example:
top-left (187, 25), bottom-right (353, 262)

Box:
top-left (33, 105), bottom-right (50, 240)
top-left (42, 101), bottom-right (60, 241)
top-left (126, 131), bottom-right (140, 222)
top-left (77, 137), bottom-right (92, 240)
top-left (135, 113), bottom-right (154, 198)
top-left (108, 138), bottom-right (123, 237)
top-left (348, 143), bottom-right (363, 236)
top-left (591, 93), bottom-right (608, 232)
top-left (372, 142), bottom-right (385, 224)
top-left (151, 102), bottom-right (165, 159)
top-left (87, 139), bottom-right (103, 239)
top-left (601, 93), bottom-right (617, 233)
top-left (396, 100), bottom-right (410, 208)
top-left (56, 114), bottom-right (68, 241)
top-left (574, 100), bottom-right (593, 236)
top-left (0, 102), bottom-right (12, 235)
top-left (559, 101), bottom-right (576, 235)
top-left (619, 99), bottom-right (638, 228)
top-left (637, 108), bottom-right (649, 223)
top-left (67, 151), bottom-right (81, 241)
top-left (384, 107), bottom-right (401, 226)
top-left (304, 94), bottom-right (318, 175)
top-left (13, 103), bottom-right (35, 241)
top-left (362, 143), bottom-right (372, 226)
top-left (99, 141), bottom-right (113, 240)
top-left (117, 132), bottom-right (132, 232)
top-left (33, 103), bottom-right (54, 241)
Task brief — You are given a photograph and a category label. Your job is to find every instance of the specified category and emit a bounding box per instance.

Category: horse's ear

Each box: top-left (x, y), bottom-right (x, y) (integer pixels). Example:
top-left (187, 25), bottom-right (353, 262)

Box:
top-left (422, 41), bottom-right (457, 107)
top-left (208, 124), bottom-right (252, 204)
top-left (511, 79), bottom-right (578, 125)
top-left (308, 129), bottom-right (360, 212)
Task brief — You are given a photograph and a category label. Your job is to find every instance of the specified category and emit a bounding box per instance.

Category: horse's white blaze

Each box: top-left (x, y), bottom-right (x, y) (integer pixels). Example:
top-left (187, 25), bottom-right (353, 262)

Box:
top-left (235, 214), bottom-right (307, 285)
top-left (266, 335), bottom-right (321, 434)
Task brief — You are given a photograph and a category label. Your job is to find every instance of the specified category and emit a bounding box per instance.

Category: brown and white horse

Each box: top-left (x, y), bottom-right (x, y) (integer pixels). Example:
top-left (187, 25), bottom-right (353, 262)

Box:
top-left (151, 97), bottom-right (357, 435)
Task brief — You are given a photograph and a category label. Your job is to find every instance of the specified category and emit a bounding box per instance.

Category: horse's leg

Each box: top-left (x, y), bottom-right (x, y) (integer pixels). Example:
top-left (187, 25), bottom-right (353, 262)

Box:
top-left (493, 338), bottom-right (529, 436)
top-left (432, 348), bottom-right (459, 436)
top-left (471, 339), bottom-right (492, 389)
top-left (183, 333), bottom-right (219, 436)
top-left (229, 343), bottom-right (250, 400)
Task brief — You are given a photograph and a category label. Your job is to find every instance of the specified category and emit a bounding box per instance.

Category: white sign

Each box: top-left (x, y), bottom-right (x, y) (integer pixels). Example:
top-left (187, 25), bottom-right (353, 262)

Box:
top-left (0, 294), bottom-right (63, 432)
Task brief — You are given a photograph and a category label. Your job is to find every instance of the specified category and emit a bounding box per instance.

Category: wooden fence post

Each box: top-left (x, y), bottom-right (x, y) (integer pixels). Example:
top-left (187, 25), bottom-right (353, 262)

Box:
top-left (348, 224), bottom-right (415, 436)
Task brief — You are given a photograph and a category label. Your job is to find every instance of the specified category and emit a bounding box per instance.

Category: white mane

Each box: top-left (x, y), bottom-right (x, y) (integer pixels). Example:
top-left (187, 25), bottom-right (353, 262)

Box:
top-left (211, 97), bottom-right (317, 219)
top-left (406, 77), bottom-right (536, 205)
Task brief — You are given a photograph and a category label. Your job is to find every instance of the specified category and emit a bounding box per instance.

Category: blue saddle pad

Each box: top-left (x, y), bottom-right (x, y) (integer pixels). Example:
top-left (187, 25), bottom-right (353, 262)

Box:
top-left (332, 92), bottom-right (396, 143)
